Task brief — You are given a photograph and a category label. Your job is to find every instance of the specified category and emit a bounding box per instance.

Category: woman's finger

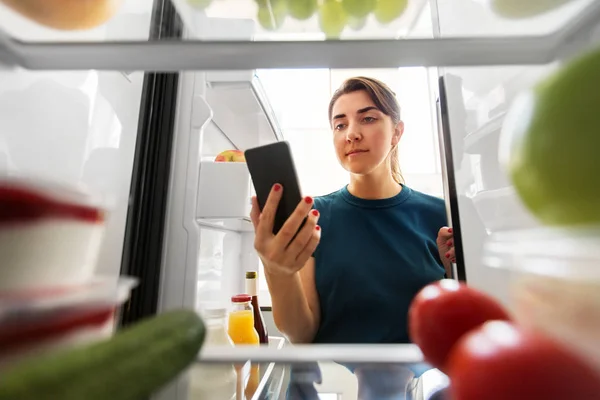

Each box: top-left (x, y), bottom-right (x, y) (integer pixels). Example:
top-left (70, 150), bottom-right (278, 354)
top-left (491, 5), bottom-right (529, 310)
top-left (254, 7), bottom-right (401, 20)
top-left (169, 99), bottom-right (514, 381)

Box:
top-left (257, 184), bottom-right (284, 238)
top-left (250, 196), bottom-right (260, 230)
top-left (285, 209), bottom-right (319, 260)
top-left (272, 196), bottom-right (314, 250)
top-left (446, 248), bottom-right (456, 260)
top-left (295, 226), bottom-right (321, 266)
top-left (437, 227), bottom-right (453, 241)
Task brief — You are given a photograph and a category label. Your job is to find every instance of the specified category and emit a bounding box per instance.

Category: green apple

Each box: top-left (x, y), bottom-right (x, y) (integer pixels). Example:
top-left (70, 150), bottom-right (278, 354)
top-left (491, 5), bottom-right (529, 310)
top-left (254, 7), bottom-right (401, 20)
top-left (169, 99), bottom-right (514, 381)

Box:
top-left (286, 0), bottom-right (317, 20)
top-left (374, 0), bottom-right (408, 25)
top-left (257, 0), bottom-right (287, 30)
top-left (187, 0), bottom-right (213, 10)
top-left (319, 0), bottom-right (348, 39)
top-left (490, 0), bottom-right (575, 19)
top-left (500, 47), bottom-right (600, 227)
top-left (342, 0), bottom-right (376, 18)
top-left (348, 15), bottom-right (367, 31)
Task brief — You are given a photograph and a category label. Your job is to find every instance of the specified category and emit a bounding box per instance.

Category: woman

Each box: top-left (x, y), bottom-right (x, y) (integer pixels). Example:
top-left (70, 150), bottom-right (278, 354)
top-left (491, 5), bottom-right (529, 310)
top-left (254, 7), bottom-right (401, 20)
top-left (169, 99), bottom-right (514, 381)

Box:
top-left (250, 76), bottom-right (455, 346)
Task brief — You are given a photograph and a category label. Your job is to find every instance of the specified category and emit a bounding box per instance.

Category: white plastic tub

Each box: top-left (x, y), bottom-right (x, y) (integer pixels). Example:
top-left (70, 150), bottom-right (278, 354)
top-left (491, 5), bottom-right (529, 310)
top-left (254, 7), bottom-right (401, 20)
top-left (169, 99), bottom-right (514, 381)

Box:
top-left (483, 225), bottom-right (600, 374)
top-left (0, 176), bottom-right (106, 291)
top-left (0, 276), bottom-right (137, 368)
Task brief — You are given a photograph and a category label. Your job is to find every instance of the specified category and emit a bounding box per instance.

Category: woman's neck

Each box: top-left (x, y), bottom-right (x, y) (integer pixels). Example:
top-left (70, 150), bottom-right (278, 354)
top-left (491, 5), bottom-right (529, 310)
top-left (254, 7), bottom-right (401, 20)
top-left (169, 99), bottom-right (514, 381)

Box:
top-left (347, 168), bottom-right (401, 200)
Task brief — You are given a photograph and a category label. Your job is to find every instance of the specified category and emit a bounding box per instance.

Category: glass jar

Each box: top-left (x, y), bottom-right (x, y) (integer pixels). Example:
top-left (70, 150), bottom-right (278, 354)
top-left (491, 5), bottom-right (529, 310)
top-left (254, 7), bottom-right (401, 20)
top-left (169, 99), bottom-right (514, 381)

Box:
top-left (188, 307), bottom-right (236, 400)
top-left (202, 307), bottom-right (235, 348)
top-left (228, 294), bottom-right (260, 346)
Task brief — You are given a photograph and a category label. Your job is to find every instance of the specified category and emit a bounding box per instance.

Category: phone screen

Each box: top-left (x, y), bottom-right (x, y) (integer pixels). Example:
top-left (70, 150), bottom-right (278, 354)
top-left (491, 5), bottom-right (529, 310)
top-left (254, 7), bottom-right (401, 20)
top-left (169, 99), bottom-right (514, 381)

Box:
top-left (244, 141), bottom-right (304, 235)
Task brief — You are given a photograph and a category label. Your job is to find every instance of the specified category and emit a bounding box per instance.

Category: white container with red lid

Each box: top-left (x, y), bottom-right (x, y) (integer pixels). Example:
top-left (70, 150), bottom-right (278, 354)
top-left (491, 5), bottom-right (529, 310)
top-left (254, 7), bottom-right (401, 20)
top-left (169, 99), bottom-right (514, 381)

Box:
top-left (0, 175), bottom-right (107, 291)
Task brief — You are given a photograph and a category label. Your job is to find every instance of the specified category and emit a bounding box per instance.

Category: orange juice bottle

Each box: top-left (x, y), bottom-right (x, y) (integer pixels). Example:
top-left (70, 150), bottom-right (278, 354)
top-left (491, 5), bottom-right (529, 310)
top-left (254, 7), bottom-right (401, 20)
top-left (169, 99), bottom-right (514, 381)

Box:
top-left (228, 294), bottom-right (260, 345)
top-left (245, 364), bottom-right (260, 399)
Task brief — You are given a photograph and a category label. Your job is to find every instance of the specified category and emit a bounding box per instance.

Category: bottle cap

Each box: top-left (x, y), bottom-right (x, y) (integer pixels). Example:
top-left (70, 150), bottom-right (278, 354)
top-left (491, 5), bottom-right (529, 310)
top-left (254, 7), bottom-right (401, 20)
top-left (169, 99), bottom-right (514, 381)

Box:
top-left (246, 271), bottom-right (257, 279)
top-left (231, 294), bottom-right (252, 303)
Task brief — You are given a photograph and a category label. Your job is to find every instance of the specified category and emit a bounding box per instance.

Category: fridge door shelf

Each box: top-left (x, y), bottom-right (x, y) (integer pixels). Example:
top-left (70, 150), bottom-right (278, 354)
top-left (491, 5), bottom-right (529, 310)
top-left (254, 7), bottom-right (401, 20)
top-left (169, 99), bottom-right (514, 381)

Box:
top-left (471, 187), bottom-right (540, 233)
top-left (196, 160), bottom-right (254, 223)
top-left (197, 217), bottom-right (254, 232)
top-left (0, 0), bottom-right (599, 71)
top-left (204, 71), bottom-right (283, 150)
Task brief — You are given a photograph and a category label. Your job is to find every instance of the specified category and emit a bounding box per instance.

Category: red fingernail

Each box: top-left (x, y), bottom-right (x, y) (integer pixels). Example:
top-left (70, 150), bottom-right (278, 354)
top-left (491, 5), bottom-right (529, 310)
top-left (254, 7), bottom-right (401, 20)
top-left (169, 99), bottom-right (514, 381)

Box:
top-left (311, 209), bottom-right (319, 217)
top-left (274, 184), bottom-right (282, 191)
top-left (448, 228), bottom-right (453, 233)
top-left (445, 252), bottom-right (450, 258)
top-left (451, 258), bottom-right (456, 263)
top-left (315, 225), bottom-right (321, 231)
top-left (304, 196), bottom-right (313, 204)
top-left (447, 240), bottom-right (453, 247)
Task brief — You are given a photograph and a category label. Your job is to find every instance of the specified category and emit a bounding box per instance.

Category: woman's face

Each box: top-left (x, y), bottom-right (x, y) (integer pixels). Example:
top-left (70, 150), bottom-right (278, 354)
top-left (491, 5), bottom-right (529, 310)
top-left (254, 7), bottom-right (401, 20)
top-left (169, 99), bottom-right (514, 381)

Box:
top-left (331, 90), bottom-right (403, 177)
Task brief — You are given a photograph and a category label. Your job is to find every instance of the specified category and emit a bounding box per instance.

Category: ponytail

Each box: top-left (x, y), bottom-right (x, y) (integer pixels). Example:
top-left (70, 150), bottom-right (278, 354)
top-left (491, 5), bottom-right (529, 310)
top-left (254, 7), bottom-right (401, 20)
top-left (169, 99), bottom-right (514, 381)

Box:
top-left (389, 145), bottom-right (404, 184)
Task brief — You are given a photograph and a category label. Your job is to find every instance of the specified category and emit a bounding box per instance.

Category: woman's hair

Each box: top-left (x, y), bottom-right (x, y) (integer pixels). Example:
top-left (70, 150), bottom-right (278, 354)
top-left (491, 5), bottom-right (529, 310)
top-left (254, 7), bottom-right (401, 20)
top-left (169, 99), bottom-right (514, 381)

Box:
top-left (328, 76), bottom-right (404, 184)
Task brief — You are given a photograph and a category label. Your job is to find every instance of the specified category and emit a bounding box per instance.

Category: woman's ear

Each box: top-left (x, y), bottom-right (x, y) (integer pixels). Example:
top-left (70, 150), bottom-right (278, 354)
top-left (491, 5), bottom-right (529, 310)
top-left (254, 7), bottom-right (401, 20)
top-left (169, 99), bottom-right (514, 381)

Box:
top-left (391, 120), bottom-right (404, 146)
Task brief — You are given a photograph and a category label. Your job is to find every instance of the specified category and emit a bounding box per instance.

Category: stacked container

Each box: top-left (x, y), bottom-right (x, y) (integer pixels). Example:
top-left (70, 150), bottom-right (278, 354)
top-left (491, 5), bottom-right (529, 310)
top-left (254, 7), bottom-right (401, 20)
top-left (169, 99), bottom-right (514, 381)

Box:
top-left (0, 175), bottom-right (137, 367)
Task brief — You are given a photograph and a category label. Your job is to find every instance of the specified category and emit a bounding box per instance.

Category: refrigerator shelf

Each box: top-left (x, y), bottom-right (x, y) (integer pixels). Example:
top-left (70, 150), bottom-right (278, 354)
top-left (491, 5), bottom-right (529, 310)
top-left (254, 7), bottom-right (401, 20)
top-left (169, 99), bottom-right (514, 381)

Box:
top-left (197, 217), bottom-right (254, 232)
top-left (199, 343), bottom-right (424, 364)
top-left (0, 0), bottom-right (599, 71)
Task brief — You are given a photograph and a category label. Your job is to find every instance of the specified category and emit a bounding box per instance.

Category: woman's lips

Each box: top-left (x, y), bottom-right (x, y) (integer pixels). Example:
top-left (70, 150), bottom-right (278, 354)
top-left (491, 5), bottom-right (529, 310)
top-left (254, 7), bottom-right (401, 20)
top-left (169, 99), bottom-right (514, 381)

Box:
top-left (347, 149), bottom-right (368, 156)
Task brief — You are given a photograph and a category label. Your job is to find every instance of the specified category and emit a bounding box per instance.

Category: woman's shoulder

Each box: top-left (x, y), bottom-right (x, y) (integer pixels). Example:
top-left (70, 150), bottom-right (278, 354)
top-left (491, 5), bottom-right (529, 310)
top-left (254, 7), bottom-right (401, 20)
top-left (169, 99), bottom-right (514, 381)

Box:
top-left (406, 187), bottom-right (445, 210)
top-left (313, 188), bottom-right (345, 209)
top-left (404, 186), bottom-right (447, 225)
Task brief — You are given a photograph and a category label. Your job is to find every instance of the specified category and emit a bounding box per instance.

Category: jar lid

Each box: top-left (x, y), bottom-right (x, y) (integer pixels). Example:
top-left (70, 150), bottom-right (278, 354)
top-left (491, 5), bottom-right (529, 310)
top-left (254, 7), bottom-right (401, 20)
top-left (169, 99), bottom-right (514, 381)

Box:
top-left (201, 307), bottom-right (227, 319)
top-left (231, 294), bottom-right (251, 303)
top-left (245, 271), bottom-right (257, 279)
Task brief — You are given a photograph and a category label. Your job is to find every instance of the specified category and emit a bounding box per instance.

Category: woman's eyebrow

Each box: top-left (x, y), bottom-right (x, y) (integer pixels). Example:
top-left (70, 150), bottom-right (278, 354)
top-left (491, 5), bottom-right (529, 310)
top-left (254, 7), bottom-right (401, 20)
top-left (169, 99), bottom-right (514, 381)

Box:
top-left (332, 106), bottom-right (379, 121)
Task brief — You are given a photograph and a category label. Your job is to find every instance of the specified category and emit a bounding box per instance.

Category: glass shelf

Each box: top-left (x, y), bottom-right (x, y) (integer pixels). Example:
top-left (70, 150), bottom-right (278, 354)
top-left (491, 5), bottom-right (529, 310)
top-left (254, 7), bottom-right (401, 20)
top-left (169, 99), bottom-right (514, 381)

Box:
top-left (0, 0), bottom-right (598, 70)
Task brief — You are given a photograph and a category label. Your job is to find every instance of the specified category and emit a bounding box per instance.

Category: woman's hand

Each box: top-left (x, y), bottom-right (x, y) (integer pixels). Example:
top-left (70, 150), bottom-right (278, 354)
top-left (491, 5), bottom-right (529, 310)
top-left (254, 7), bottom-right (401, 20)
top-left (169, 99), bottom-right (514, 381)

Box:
top-left (437, 227), bottom-right (455, 273)
top-left (250, 183), bottom-right (321, 276)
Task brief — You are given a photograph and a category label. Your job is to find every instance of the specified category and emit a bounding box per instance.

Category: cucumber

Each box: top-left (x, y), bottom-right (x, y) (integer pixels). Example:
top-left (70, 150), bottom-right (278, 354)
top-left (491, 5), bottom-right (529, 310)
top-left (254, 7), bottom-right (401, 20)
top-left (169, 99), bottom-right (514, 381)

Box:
top-left (0, 309), bottom-right (205, 400)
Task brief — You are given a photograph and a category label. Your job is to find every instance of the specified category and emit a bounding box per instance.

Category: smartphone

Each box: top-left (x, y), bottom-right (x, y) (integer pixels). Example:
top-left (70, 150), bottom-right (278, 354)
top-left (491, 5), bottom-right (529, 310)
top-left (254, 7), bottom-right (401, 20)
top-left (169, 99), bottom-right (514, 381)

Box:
top-left (244, 141), bottom-right (304, 235)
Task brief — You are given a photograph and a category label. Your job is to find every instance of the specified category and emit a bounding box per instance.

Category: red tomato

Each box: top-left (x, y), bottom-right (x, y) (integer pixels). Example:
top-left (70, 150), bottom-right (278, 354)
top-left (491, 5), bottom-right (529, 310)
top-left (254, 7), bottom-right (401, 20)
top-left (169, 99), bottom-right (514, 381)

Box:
top-left (408, 279), bottom-right (511, 372)
top-left (447, 320), bottom-right (600, 400)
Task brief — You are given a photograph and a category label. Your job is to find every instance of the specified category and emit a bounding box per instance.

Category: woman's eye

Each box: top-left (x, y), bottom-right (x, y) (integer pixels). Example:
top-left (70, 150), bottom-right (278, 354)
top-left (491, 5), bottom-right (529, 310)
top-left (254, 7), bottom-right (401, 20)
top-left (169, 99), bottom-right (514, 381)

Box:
top-left (364, 116), bottom-right (376, 123)
top-left (335, 124), bottom-right (346, 130)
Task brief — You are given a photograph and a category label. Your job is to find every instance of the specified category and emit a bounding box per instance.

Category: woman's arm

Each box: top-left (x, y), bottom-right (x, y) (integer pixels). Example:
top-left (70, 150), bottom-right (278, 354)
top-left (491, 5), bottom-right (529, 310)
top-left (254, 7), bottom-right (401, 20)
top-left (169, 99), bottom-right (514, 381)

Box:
top-left (266, 257), bottom-right (321, 344)
top-left (249, 184), bottom-right (322, 343)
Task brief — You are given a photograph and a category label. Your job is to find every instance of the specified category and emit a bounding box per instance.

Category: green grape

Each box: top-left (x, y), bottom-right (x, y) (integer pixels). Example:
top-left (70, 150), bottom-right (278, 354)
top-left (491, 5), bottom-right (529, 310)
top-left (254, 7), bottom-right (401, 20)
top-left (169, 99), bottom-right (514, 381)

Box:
top-left (347, 15), bottom-right (367, 31)
top-left (342, 0), bottom-right (376, 18)
top-left (257, 0), bottom-right (287, 30)
top-left (255, 0), bottom-right (283, 7)
top-left (491, 0), bottom-right (574, 19)
top-left (286, 0), bottom-right (318, 20)
top-left (187, 0), bottom-right (213, 10)
top-left (374, 0), bottom-right (408, 25)
top-left (319, 0), bottom-right (348, 39)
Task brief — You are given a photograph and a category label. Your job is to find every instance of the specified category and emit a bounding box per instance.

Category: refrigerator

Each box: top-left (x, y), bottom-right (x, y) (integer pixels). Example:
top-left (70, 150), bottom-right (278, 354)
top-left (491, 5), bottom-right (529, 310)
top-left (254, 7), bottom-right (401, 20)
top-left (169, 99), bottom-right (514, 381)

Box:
top-left (0, 0), bottom-right (598, 399)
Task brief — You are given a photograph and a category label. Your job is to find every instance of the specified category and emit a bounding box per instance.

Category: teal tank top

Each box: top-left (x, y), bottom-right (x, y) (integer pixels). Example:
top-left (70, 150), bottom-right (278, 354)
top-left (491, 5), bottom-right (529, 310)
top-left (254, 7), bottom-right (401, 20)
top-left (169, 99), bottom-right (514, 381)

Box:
top-left (311, 184), bottom-right (447, 344)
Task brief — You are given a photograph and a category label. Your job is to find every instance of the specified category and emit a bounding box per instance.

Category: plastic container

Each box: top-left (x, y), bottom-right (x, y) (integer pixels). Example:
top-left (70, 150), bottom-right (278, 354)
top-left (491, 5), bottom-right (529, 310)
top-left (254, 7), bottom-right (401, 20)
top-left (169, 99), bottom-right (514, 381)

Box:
top-left (483, 225), bottom-right (600, 374)
top-left (0, 276), bottom-right (137, 367)
top-left (0, 175), bottom-right (107, 291)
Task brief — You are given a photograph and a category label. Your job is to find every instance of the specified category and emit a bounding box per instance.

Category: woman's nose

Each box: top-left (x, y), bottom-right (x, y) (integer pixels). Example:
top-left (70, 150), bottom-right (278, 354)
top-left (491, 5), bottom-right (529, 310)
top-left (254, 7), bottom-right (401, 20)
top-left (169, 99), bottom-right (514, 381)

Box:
top-left (346, 128), bottom-right (361, 142)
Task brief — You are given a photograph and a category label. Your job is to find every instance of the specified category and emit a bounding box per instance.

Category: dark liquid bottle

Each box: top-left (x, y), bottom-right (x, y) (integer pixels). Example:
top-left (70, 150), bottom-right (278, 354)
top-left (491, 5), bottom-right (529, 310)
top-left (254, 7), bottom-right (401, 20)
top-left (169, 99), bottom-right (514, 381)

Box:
top-left (245, 271), bottom-right (268, 344)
